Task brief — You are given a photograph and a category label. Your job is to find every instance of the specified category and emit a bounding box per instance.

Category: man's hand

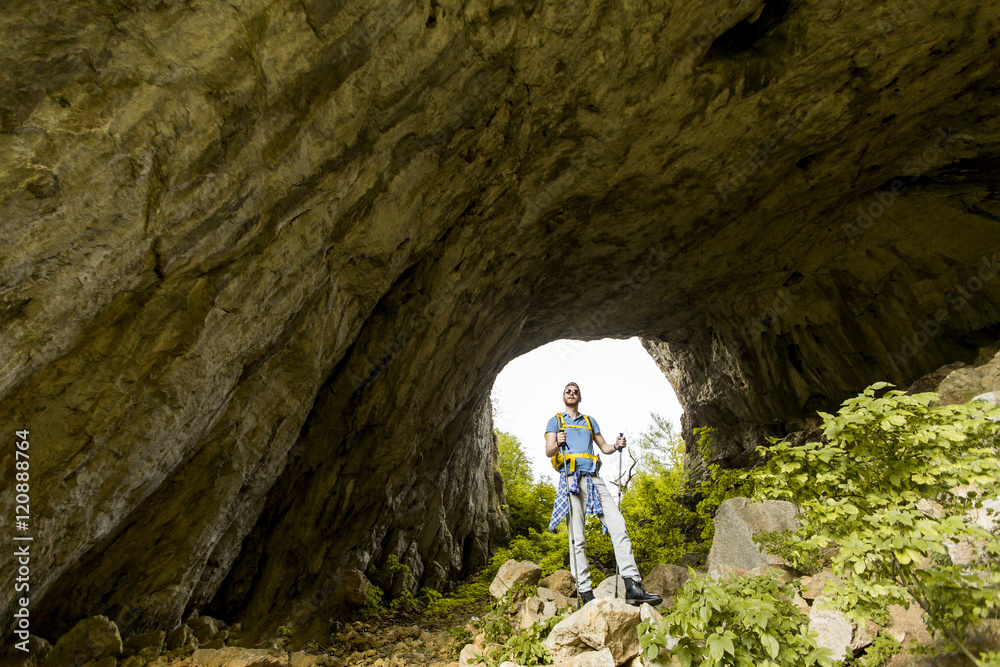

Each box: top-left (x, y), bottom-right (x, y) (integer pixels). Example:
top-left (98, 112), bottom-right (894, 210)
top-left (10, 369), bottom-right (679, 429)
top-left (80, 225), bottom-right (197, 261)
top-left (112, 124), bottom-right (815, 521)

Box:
top-left (616, 434), bottom-right (627, 450)
top-left (557, 430), bottom-right (567, 447)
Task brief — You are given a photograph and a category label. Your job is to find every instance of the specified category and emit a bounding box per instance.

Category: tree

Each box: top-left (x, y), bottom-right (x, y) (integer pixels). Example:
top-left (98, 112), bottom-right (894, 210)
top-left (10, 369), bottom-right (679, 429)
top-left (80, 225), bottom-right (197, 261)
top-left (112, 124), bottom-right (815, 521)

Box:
top-left (496, 430), bottom-right (556, 537)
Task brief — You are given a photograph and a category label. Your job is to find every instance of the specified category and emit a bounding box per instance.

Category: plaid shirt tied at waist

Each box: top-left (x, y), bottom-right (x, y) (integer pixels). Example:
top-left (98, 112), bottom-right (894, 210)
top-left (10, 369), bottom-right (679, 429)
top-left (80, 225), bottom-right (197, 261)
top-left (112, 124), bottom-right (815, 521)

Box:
top-left (548, 470), bottom-right (606, 533)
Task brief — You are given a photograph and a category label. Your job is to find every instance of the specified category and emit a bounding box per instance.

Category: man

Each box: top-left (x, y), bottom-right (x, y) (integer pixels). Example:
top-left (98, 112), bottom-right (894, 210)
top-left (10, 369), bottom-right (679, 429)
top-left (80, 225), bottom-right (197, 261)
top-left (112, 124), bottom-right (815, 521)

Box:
top-left (545, 382), bottom-right (662, 606)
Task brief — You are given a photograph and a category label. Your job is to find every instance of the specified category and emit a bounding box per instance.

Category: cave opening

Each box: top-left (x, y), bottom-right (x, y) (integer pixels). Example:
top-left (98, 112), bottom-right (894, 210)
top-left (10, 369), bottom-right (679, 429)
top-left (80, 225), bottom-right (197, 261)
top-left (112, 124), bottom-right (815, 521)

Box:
top-left (490, 337), bottom-right (683, 482)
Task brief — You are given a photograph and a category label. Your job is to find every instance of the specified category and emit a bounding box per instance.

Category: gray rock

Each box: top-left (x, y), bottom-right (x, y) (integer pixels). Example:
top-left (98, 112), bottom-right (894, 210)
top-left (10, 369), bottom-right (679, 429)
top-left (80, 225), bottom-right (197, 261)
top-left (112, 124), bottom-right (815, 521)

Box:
top-left (189, 615), bottom-right (223, 642)
top-left (187, 647), bottom-right (287, 666)
top-left (707, 498), bottom-right (800, 578)
top-left (808, 607), bottom-right (853, 663)
top-left (165, 624), bottom-right (193, 651)
top-left (545, 598), bottom-right (640, 665)
top-left (489, 559), bottom-right (543, 599)
top-left (343, 569), bottom-right (373, 608)
top-left (539, 570), bottom-right (577, 597)
top-left (45, 615), bottom-right (122, 666)
top-left (593, 575), bottom-right (625, 600)
top-left (124, 629), bottom-right (165, 654)
top-left (642, 564), bottom-right (691, 602)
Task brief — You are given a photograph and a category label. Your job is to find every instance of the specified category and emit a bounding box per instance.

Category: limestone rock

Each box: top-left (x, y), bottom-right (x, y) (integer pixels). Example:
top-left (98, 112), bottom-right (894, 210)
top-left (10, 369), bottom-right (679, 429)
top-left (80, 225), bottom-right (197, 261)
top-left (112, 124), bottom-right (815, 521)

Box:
top-left (179, 647), bottom-right (287, 666)
top-left (540, 570), bottom-right (577, 598)
top-left (545, 598), bottom-right (640, 665)
top-left (138, 645), bottom-right (163, 662)
top-left (82, 658), bottom-right (117, 667)
top-left (344, 569), bottom-right (374, 608)
top-left (289, 652), bottom-right (345, 666)
top-left (189, 616), bottom-right (223, 643)
top-left (800, 570), bottom-right (840, 601)
top-left (851, 619), bottom-right (881, 652)
top-left (934, 350), bottom-right (1000, 405)
top-left (459, 643), bottom-right (483, 667)
top-left (125, 629), bottom-right (166, 654)
top-left (166, 625), bottom-right (194, 651)
top-left (489, 560), bottom-right (543, 599)
top-left (642, 565), bottom-right (690, 603)
top-left (638, 603), bottom-right (664, 626)
top-left (808, 607), bottom-right (852, 663)
top-left (518, 595), bottom-right (558, 630)
top-left (886, 604), bottom-right (932, 647)
top-left (564, 647), bottom-right (616, 667)
top-left (593, 576), bottom-right (624, 600)
top-left (2, 0), bottom-right (1000, 645)
top-left (707, 498), bottom-right (800, 577)
top-left (45, 615), bottom-right (123, 666)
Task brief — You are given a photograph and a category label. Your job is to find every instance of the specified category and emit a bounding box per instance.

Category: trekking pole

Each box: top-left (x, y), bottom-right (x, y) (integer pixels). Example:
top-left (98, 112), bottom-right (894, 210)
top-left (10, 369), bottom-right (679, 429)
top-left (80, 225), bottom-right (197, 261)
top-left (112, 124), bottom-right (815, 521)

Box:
top-left (615, 432), bottom-right (623, 601)
top-left (559, 431), bottom-right (581, 610)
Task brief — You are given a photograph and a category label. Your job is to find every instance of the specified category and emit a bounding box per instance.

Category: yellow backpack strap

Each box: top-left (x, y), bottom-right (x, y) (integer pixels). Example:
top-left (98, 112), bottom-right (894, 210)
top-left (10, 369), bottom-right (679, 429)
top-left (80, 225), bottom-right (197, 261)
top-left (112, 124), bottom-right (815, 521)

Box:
top-left (582, 415), bottom-right (593, 438)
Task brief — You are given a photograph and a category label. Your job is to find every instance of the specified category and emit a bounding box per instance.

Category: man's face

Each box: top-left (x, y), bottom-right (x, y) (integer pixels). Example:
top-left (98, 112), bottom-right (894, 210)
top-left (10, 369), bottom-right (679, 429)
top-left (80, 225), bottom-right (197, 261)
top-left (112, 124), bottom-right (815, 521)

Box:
top-left (563, 385), bottom-right (581, 406)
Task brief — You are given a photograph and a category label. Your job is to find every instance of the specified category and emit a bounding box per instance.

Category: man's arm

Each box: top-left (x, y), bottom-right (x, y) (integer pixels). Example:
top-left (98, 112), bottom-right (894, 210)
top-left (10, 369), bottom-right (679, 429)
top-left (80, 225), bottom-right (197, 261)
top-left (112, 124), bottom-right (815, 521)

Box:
top-left (594, 432), bottom-right (626, 455)
top-left (544, 431), bottom-right (564, 457)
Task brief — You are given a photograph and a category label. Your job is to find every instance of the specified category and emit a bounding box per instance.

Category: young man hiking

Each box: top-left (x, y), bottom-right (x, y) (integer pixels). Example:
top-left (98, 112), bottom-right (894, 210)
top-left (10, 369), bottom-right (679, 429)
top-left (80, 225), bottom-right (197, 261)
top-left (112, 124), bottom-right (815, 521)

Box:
top-left (545, 381), bottom-right (663, 606)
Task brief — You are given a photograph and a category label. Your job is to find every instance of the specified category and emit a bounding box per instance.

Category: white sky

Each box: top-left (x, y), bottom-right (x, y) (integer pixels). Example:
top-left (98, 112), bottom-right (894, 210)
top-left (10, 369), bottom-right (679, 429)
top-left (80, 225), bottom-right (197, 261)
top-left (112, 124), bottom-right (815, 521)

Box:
top-left (491, 337), bottom-right (684, 485)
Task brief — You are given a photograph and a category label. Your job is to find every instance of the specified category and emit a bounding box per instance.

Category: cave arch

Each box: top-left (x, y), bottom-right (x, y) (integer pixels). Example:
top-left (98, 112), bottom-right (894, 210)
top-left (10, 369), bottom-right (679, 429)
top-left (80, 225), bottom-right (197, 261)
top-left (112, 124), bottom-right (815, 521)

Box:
top-left (3, 0), bottom-right (1000, 647)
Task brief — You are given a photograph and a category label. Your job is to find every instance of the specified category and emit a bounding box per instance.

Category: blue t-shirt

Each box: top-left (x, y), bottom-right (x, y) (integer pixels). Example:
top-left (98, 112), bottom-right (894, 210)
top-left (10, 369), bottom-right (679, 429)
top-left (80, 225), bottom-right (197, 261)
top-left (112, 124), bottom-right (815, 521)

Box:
top-left (545, 413), bottom-right (601, 473)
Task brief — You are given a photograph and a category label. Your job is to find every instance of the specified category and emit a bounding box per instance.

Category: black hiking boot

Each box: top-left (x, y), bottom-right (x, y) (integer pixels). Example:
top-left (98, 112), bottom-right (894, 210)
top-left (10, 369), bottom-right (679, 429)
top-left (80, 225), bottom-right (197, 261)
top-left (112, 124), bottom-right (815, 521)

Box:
top-left (623, 577), bottom-right (662, 607)
top-left (579, 589), bottom-right (595, 605)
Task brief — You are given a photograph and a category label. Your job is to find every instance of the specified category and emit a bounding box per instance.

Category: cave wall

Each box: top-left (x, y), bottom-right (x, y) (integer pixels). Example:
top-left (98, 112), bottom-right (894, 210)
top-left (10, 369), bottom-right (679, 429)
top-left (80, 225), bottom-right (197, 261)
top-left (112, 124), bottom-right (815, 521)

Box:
top-left (2, 0), bottom-right (999, 644)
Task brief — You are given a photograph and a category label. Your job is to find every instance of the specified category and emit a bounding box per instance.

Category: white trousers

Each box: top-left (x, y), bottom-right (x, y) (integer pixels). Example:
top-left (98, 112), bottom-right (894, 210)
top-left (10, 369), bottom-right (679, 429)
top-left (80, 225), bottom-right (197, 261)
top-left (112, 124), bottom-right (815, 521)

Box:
top-left (566, 475), bottom-right (640, 592)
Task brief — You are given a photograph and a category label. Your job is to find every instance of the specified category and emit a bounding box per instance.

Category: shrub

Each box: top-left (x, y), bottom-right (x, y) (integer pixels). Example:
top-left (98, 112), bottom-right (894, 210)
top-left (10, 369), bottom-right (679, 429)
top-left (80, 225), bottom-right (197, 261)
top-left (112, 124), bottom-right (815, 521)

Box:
top-left (754, 384), bottom-right (1000, 666)
top-left (639, 571), bottom-right (833, 666)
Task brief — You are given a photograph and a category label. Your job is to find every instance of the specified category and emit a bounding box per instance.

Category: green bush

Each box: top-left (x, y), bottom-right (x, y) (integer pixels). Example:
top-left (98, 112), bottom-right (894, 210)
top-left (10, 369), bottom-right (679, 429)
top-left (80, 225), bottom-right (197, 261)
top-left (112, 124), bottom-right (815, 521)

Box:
top-left (754, 384), bottom-right (1000, 666)
top-left (639, 571), bottom-right (833, 667)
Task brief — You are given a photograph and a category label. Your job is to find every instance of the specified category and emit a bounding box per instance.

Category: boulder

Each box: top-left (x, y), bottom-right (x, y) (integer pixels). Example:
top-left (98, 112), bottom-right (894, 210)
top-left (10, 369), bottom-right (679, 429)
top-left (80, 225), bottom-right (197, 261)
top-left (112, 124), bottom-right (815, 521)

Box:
top-left (138, 645), bottom-right (162, 662)
top-left (178, 648), bottom-right (288, 666)
top-left (121, 656), bottom-right (146, 667)
top-left (539, 586), bottom-right (574, 609)
top-left (189, 616), bottom-right (223, 643)
top-left (45, 615), bottom-right (123, 666)
top-left (564, 647), bottom-right (616, 667)
top-left (82, 658), bottom-right (117, 667)
top-left (459, 643), bottom-right (483, 667)
top-left (166, 624), bottom-right (194, 650)
top-left (642, 565), bottom-right (690, 602)
top-left (593, 576), bottom-right (625, 600)
top-left (289, 652), bottom-right (346, 666)
top-left (540, 570), bottom-right (577, 597)
top-left (489, 559), bottom-right (543, 599)
top-left (518, 595), bottom-right (558, 630)
top-left (707, 498), bottom-right (800, 578)
top-left (934, 350), bottom-right (1000, 405)
top-left (808, 607), bottom-right (852, 663)
top-left (344, 568), bottom-right (374, 607)
top-left (124, 629), bottom-right (166, 654)
top-left (886, 604), bottom-right (932, 647)
top-left (638, 603), bottom-right (663, 626)
top-left (545, 598), bottom-right (640, 665)
top-left (800, 570), bottom-right (840, 601)
top-left (851, 619), bottom-right (880, 652)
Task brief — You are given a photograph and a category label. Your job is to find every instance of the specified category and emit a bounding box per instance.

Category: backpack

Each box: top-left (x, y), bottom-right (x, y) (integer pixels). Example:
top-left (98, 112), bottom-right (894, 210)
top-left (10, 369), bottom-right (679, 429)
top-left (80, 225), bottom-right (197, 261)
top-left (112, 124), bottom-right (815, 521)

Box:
top-left (548, 412), bottom-right (602, 473)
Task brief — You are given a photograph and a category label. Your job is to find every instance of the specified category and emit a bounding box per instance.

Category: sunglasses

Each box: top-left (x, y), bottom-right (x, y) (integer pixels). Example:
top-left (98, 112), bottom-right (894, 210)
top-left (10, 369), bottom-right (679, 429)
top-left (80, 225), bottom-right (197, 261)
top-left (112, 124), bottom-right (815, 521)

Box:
top-left (564, 389), bottom-right (580, 395)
